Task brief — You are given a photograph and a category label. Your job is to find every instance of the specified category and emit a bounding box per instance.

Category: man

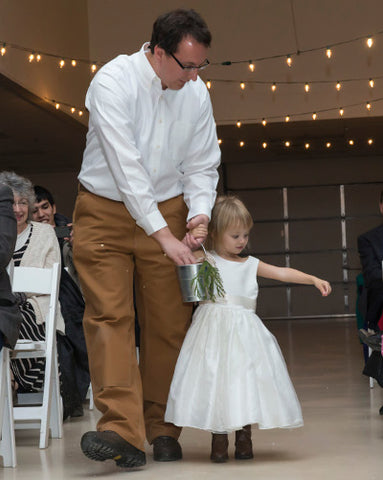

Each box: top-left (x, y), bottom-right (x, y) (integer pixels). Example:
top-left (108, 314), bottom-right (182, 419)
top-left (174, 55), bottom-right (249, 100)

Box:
top-left (0, 183), bottom-right (22, 351)
top-left (73, 9), bottom-right (220, 469)
top-left (358, 189), bottom-right (383, 416)
top-left (33, 185), bottom-right (90, 419)
top-left (357, 190), bottom-right (383, 332)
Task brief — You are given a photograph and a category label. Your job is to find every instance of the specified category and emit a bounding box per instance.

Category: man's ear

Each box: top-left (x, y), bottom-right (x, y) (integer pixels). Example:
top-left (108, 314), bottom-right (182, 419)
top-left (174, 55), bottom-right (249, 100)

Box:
top-left (52, 204), bottom-right (57, 215)
top-left (379, 202), bottom-right (383, 216)
top-left (153, 44), bottom-right (165, 62)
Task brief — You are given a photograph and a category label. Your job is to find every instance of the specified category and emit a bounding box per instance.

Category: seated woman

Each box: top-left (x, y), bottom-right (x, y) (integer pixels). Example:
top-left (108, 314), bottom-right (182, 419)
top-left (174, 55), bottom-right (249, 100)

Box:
top-left (0, 171), bottom-right (65, 393)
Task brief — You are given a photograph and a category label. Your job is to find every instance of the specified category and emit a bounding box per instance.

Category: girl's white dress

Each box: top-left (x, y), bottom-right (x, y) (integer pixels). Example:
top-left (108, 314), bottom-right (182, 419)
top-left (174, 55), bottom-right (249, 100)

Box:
top-left (165, 253), bottom-right (303, 432)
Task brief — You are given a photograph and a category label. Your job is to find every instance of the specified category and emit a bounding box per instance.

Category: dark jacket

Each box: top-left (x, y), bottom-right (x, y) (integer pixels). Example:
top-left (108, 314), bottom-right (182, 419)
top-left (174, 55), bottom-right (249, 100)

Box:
top-left (358, 223), bottom-right (383, 330)
top-left (0, 184), bottom-right (22, 348)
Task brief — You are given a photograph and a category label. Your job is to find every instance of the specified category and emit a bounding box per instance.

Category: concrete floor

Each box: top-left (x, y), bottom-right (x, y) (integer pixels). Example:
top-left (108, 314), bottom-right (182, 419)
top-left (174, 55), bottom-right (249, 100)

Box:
top-left (2, 317), bottom-right (382, 479)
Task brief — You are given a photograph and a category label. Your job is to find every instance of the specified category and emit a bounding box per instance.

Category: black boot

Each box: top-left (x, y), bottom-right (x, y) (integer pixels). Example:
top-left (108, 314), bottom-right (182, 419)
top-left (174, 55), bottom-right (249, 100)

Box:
top-left (210, 433), bottom-right (229, 463)
top-left (235, 425), bottom-right (253, 460)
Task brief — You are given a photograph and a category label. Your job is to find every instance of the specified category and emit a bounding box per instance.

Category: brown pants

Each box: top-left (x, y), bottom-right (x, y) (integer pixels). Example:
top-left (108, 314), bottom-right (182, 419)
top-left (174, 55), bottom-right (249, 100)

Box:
top-left (73, 188), bottom-right (193, 452)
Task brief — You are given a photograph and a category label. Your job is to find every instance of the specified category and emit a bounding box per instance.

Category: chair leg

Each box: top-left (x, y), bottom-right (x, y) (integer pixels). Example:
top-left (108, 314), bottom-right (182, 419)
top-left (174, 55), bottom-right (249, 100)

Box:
top-left (49, 351), bottom-right (62, 439)
top-left (0, 348), bottom-right (17, 467)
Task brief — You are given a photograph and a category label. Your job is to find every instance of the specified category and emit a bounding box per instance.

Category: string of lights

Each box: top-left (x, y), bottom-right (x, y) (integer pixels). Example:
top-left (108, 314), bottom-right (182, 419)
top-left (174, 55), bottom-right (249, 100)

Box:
top-left (2, 27), bottom-right (382, 128)
top-left (1, 26), bottom-right (381, 71)
top-left (210, 29), bottom-right (383, 67)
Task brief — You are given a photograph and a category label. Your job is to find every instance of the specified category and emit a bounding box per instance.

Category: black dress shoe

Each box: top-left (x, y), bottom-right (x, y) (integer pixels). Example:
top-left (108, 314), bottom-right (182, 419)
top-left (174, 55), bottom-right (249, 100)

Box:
top-left (152, 436), bottom-right (182, 461)
top-left (379, 405), bottom-right (383, 415)
top-left (358, 329), bottom-right (382, 351)
top-left (81, 430), bottom-right (146, 468)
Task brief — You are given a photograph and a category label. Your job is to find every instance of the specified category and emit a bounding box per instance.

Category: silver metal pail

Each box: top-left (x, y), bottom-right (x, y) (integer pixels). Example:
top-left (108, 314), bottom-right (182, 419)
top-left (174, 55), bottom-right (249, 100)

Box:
top-left (176, 263), bottom-right (206, 302)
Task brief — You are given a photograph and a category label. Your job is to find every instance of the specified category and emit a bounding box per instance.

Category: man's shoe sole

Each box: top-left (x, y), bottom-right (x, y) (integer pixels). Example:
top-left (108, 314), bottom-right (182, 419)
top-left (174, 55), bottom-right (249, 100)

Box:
top-left (81, 431), bottom-right (146, 468)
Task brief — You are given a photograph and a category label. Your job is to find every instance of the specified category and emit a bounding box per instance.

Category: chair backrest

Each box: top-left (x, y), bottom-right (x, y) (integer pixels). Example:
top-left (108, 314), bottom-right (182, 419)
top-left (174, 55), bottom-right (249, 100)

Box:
top-left (11, 263), bottom-right (61, 337)
top-left (12, 265), bottom-right (60, 296)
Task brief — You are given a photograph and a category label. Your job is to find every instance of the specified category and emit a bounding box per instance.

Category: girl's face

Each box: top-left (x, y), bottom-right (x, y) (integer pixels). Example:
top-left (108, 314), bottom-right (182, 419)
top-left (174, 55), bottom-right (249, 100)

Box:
top-left (216, 224), bottom-right (250, 259)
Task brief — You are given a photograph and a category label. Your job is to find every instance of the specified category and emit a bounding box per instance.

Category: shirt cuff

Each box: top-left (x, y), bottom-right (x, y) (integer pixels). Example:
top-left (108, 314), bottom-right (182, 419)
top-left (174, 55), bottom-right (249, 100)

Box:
top-left (136, 209), bottom-right (168, 236)
top-left (187, 203), bottom-right (212, 223)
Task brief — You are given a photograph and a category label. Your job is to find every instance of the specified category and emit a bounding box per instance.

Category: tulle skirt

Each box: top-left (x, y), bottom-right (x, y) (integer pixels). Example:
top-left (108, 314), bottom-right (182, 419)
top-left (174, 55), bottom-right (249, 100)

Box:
top-left (165, 302), bottom-right (303, 432)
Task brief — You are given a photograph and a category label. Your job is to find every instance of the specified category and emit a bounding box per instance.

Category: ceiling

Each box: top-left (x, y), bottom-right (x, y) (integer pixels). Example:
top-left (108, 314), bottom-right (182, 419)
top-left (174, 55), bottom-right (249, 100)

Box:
top-left (1, 0), bottom-right (383, 177)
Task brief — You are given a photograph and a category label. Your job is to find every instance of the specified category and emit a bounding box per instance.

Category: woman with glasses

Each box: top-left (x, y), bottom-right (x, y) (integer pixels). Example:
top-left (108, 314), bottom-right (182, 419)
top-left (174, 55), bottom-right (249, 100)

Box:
top-left (0, 171), bottom-right (65, 395)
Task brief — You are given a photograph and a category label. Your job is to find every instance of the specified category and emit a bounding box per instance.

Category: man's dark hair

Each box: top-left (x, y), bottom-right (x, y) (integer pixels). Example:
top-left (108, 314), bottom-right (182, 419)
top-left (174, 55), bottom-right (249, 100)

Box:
top-left (149, 8), bottom-right (211, 54)
top-left (34, 185), bottom-right (55, 206)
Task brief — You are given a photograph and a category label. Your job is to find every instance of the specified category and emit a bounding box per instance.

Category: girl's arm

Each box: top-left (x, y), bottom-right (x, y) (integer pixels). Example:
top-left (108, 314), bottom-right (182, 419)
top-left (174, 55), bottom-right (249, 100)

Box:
top-left (257, 261), bottom-right (332, 296)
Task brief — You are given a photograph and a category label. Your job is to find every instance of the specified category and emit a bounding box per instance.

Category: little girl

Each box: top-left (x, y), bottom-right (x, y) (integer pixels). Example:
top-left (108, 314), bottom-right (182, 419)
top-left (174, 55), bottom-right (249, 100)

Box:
top-left (165, 195), bottom-right (331, 462)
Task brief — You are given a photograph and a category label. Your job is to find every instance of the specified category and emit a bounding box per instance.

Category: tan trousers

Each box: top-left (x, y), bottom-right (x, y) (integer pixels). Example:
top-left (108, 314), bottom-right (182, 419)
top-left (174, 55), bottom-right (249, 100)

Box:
top-left (73, 187), bottom-right (193, 452)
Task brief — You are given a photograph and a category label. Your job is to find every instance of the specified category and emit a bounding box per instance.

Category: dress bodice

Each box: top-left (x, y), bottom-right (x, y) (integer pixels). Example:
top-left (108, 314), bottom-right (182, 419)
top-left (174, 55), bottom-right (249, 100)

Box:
top-left (212, 253), bottom-right (259, 301)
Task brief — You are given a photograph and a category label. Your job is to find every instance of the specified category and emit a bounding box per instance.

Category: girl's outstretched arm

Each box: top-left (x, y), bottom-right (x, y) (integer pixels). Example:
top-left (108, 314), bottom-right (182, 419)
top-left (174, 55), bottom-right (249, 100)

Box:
top-left (257, 261), bottom-right (332, 296)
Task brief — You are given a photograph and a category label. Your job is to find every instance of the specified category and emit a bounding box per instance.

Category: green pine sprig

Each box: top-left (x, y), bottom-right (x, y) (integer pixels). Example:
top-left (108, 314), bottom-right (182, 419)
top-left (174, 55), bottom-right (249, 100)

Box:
top-left (191, 259), bottom-right (225, 302)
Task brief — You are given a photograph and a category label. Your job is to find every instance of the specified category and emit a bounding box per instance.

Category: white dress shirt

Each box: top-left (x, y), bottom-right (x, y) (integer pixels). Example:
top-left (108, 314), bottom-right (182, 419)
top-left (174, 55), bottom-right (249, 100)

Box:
top-left (78, 43), bottom-right (221, 236)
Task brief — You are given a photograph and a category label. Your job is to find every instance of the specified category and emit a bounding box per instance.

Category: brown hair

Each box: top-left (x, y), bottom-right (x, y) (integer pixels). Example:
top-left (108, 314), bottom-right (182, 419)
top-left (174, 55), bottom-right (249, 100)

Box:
top-left (149, 8), bottom-right (211, 55)
top-left (207, 195), bottom-right (254, 250)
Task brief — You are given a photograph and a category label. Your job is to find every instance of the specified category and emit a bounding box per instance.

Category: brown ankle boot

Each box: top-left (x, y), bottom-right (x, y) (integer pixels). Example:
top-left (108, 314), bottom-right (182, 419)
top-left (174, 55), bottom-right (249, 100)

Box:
top-left (235, 425), bottom-right (253, 460)
top-left (210, 433), bottom-right (229, 463)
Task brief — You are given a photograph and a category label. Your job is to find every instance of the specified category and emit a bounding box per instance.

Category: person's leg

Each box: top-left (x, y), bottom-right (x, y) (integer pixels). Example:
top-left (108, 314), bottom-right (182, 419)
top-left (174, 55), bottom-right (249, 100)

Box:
top-left (134, 196), bottom-right (193, 449)
top-left (235, 425), bottom-right (253, 460)
top-left (211, 433), bottom-right (229, 463)
top-left (73, 190), bottom-right (146, 458)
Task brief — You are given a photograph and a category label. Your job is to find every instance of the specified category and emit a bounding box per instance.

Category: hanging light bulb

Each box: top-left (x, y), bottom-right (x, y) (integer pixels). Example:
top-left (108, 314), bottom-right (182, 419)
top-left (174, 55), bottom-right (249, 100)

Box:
top-left (366, 101), bottom-right (372, 111)
top-left (286, 55), bottom-right (292, 67)
top-left (262, 142), bottom-right (267, 149)
top-left (336, 81), bottom-right (341, 91)
top-left (28, 53), bottom-right (35, 62)
top-left (305, 143), bottom-right (310, 150)
top-left (271, 82), bottom-right (277, 92)
top-left (285, 115), bottom-right (290, 123)
top-left (312, 112), bottom-right (317, 120)
top-left (236, 121), bottom-right (242, 128)
top-left (326, 47), bottom-right (332, 59)
top-left (91, 63), bottom-right (97, 73)
top-left (326, 142), bottom-right (331, 148)
top-left (239, 141), bottom-right (245, 147)
top-left (206, 80), bottom-right (211, 89)
top-left (240, 81), bottom-right (245, 90)
top-left (339, 108), bottom-right (344, 116)
top-left (262, 118), bottom-right (267, 126)
top-left (71, 59), bottom-right (77, 67)
top-left (366, 36), bottom-right (373, 48)
top-left (348, 139), bottom-right (354, 145)
top-left (285, 141), bottom-right (291, 147)
top-left (368, 138), bottom-right (374, 145)
top-left (218, 139), bottom-right (222, 145)
top-left (79, 110), bottom-right (84, 116)
top-left (55, 103), bottom-right (60, 110)
top-left (36, 54), bottom-right (41, 62)
top-left (1, 43), bottom-right (6, 56)
top-left (248, 61), bottom-right (255, 72)
top-left (369, 78), bottom-right (375, 88)
top-left (71, 107), bottom-right (76, 114)
top-left (304, 83), bottom-right (310, 93)
top-left (59, 59), bottom-right (65, 68)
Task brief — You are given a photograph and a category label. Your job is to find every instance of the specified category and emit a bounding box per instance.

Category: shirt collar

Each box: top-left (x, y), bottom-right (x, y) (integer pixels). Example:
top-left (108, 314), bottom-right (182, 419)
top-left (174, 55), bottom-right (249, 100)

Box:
top-left (136, 42), bottom-right (162, 94)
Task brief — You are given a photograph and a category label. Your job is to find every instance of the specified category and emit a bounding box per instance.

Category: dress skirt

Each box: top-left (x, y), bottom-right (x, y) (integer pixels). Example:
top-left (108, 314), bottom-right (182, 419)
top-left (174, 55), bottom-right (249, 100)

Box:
top-left (165, 301), bottom-right (303, 432)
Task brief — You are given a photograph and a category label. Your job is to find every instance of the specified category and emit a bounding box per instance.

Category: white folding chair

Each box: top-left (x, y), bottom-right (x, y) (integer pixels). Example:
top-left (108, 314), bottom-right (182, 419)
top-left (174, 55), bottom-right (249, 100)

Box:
top-left (0, 347), bottom-right (16, 467)
top-left (11, 263), bottom-right (63, 449)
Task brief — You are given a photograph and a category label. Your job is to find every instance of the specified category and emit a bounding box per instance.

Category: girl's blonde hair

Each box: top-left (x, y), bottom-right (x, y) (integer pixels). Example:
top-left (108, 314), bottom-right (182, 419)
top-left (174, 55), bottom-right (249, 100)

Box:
top-left (207, 195), bottom-right (253, 250)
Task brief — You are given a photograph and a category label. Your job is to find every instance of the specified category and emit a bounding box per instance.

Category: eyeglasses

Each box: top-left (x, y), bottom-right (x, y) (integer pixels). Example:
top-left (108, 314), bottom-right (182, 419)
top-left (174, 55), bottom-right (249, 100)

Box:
top-left (13, 200), bottom-right (29, 208)
top-left (169, 52), bottom-right (210, 71)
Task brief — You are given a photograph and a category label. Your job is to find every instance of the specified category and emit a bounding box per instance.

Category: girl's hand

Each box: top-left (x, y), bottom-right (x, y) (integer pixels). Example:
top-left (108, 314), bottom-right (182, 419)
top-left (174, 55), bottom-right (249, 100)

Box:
top-left (314, 278), bottom-right (332, 296)
top-left (182, 224), bottom-right (208, 250)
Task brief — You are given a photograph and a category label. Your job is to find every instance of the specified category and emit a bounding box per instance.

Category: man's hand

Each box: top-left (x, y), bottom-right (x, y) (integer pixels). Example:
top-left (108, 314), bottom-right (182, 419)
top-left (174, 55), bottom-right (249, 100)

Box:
top-left (152, 227), bottom-right (196, 265)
